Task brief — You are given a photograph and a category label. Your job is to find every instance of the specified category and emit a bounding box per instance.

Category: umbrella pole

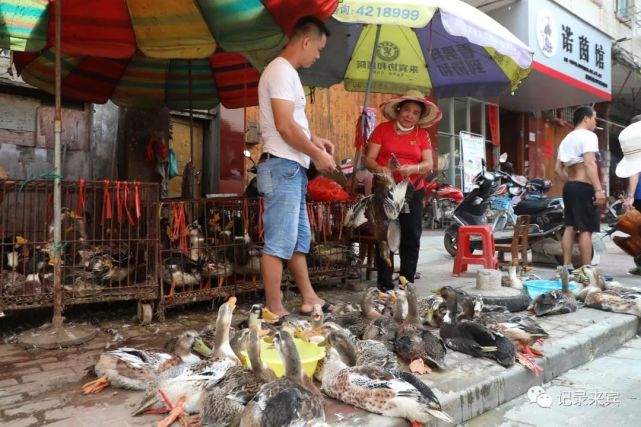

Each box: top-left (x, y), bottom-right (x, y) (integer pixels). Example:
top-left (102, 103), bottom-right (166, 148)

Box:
top-left (351, 24), bottom-right (381, 193)
top-left (51, 0), bottom-right (63, 329)
top-left (188, 60), bottom-right (195, 200)
top-left (17, 0), bottom-right (96, 348)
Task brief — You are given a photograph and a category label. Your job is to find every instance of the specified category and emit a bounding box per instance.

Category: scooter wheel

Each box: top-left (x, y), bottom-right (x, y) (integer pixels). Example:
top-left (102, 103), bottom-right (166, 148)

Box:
top-left (443, 225), bottom-right (458, 257)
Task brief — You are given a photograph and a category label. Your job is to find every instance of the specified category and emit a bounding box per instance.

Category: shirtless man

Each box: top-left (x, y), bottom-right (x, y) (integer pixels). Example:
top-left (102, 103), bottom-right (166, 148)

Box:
top-left (554, 106), bottom-right (606, 269)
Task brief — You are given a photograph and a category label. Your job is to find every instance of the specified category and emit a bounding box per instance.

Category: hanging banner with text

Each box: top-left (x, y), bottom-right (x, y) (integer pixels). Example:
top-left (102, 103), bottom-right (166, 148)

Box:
top-left (460, 131), bottom-right (486, 193)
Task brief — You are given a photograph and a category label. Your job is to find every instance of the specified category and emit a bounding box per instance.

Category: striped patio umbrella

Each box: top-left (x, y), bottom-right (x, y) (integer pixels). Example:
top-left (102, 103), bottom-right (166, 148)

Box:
top-left (297, 0), bottom-right (534, 98)
top-left (2, 0), bottom-right (338, 108)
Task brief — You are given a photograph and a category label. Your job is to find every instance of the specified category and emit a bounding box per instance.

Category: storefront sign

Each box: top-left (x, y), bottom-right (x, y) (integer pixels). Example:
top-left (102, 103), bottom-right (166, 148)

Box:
top-left (529, 0), bottom-right (611, 97)
top-left (460, 131), bottom-right (486, 193)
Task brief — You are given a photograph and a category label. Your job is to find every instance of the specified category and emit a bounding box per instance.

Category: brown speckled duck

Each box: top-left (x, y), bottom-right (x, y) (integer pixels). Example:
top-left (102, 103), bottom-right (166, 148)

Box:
top-left (320, 330), bottom-right (453, 426)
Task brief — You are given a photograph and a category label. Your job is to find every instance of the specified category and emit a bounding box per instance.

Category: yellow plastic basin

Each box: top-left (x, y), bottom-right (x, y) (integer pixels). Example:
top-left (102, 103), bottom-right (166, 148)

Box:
top-left (240, 337), bottom-right (325, 378)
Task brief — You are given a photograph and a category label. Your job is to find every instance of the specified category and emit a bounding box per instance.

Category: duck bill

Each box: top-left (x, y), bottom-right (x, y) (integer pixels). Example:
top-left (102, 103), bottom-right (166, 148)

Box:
top-left (16, 236), bottom-right (29, 246)
top-left (227, 296), bottom-right (237, 310)
top-left (192, 337), bottom-right (212, 357)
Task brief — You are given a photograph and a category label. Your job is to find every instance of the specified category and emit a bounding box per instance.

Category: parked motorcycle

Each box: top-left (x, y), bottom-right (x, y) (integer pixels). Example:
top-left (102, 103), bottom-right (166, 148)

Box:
top-left (422, 171), bottom-right (464, 229)
top-left (442, 156), bottom-right (599, 265)
top-left (244, 150), bottom-right (259, 197)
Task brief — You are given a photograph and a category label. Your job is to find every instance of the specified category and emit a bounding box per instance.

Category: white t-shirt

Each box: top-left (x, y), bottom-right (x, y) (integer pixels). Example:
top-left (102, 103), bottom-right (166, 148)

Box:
top-left (557, 129), bottom-right (600, 166)
top-left (258, 57), bottom-right (311, 168)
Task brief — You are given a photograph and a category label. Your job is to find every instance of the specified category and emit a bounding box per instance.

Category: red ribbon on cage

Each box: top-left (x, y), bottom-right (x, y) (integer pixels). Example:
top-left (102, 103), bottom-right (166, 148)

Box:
top-left (115, 181), bottom-right (123, 223)
top-left (101, 180), bottom-right (112, 224)
top-left (123, 182), bottom-right (135, 226)
top-left (134, 181), bottom-right (141, 219)
top-left (77, 179), bottom-right (86, 216)
top-left (171, 202), bottom-right (188, 254)
top-left (338, 203), bottom-right (344, 240)
top-left (242, 198), bottom-right (249, 235)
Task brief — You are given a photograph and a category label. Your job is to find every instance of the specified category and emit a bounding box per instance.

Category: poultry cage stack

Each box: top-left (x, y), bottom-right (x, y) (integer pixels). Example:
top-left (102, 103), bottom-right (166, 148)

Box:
top-left (300, 200), bottom-right (358, 283)
top-left (0, 180), bottom-right (159, 317)
top-left (155, 197), bottom-right (263, 320)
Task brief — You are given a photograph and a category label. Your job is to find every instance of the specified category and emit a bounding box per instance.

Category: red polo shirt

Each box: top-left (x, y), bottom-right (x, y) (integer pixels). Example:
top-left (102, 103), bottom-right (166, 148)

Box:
top-left (369, 121), bottom-right (431, 190)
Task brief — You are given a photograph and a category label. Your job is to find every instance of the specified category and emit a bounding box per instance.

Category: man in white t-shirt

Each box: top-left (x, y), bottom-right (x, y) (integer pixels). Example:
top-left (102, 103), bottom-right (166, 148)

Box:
top-left (257, 16), bottom-right (336, 317)
top-left (554, 106), bottom-right (606, 270)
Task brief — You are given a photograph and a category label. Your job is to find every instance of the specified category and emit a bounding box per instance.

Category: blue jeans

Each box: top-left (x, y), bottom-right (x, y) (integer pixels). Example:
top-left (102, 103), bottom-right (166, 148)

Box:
top-left (257, 158), bottom-right (311, 260)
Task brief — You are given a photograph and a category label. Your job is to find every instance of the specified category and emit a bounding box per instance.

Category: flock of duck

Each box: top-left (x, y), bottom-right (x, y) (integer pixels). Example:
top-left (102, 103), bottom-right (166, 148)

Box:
top-left (78, 264), bottom-right (641, 427)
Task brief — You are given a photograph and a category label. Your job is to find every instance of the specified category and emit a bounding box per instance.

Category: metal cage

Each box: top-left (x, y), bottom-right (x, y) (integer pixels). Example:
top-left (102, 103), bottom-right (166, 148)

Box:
top-left (0, 180), bottom-right (159, 313)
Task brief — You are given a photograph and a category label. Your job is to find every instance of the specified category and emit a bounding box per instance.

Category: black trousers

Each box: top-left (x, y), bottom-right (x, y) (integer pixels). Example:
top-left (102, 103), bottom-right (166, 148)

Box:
top-left (376, 187), bottom-right (425, 289)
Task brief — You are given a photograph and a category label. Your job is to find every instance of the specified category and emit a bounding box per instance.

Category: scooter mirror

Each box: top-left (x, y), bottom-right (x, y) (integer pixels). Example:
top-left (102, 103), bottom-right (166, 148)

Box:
top-left (499, 152), bottom-right (508, 163)
top-left (243, 149), bottom-right (252, 158)
top-left (483, 172), bottom-right (494, 181)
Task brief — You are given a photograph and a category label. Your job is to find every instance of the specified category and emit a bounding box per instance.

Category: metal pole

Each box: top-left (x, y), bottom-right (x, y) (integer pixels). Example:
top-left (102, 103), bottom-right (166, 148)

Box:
top-left (51, 0), bottom-right (63, 329)
top-left (188, 60), bottom-right (195, 200)
top-left (352, 24), bottom-right (382, 192)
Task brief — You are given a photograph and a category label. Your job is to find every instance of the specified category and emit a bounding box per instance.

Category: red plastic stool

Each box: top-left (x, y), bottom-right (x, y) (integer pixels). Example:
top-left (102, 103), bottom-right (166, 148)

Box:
top-left (452, 225), bottom-right (498, 276)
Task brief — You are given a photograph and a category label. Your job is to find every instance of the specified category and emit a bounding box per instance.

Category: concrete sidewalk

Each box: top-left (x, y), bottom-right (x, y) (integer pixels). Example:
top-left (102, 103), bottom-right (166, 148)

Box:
top-left (1, 231), bottom-right (639, 427)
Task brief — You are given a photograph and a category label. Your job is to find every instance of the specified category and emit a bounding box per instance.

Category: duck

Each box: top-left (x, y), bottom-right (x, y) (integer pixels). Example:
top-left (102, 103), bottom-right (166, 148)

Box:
top-left (459, 298), bottom-right (547, 375)
top-left (240, 330), bottom-right (325, 427)
top-left (326, 287), bottom-right (387, 338)
top-left (320, 329), bottom-right (453, 426)
top-left (199, 329), bottom-right (277, 427)
top-left (530, 266), bottom-right (577, 316)
top-left (81, 330), bottom-right (211, 394)
top-left (440, 291), bottom-right (516, 367)
top-left (1, 235), bottom-right (28, 271)
top-left (583, 268), bottom-right (641, 318)
top-left (394, 283), bottom-right (447, 374)
top-left (160, 251), bottom-right (204, 296)
top-left (132, 297), bottom-right (240, 416)
top-left (362, 290), bottom-right (403, 348)
top-left (319, 323), bottom-right (399, 378)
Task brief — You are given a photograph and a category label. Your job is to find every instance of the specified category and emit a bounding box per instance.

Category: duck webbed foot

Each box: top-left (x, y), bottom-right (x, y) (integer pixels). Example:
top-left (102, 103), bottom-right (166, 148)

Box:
top-left (517, 341), bottom-right (544, 358)
top-left (81, 375), bottom-right (110, 394)
top-left (516, 352), bottom-right (543, 376)
top-left (408, 358), bottom-right (432, 375)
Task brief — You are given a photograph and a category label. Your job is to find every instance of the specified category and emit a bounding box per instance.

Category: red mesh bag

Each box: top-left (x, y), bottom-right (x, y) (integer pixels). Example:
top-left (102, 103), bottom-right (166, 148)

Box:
top-left (307, 176), bottom-right (349, 202)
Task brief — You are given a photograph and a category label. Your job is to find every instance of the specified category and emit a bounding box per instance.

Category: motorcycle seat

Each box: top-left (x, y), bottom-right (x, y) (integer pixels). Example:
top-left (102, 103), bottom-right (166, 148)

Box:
top-left (514, 198), bottom-right (552, 215)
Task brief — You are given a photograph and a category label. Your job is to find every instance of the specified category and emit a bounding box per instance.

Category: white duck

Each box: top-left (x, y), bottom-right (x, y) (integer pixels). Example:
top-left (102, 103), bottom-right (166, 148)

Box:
top-left (82, 330), bottom-right (211, 393)
top-left (132, 297), bottom-right (240, 417)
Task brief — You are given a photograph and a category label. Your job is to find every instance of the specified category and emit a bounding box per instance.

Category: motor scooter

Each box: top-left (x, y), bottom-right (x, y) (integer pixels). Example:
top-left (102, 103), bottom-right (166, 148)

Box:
top-left (442, 156), bottom-right (600, 265)
top-left (423, 171), bottom-right (464, 229)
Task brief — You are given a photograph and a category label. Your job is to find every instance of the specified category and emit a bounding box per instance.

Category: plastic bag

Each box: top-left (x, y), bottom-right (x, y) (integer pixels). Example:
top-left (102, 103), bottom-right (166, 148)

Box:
top-left (168, 148), bottom-right (179, 179)
top-left (307, 176), bottom-right (349, 202)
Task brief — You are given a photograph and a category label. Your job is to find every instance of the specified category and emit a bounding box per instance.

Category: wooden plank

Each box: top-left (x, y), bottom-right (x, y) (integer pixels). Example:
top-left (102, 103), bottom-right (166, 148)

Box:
top-left (0, 128), bottom-right (35, 147)
top-left (36, 106), bottom-right (89, 150)
top-left (0, 93), bottom-right (38, 135)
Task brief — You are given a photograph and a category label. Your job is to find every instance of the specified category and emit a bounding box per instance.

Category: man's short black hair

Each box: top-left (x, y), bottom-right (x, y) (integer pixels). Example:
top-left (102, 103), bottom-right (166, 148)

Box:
top-left (630, 114), bottom-right (641, 124)
top-left (291, 16), bottom-right (330, 39)
top-left (573, 105), bottom-right (595, 127)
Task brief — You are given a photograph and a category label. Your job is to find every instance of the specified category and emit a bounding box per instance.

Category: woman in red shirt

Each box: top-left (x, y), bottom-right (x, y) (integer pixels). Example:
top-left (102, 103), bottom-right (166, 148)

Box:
top-left (364, 90), bottom-right (441, 290)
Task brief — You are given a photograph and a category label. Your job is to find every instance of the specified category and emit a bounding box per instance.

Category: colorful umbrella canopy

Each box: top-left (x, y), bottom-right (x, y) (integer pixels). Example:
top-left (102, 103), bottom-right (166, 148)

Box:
top-left (2, 0), bottom-right (338, 108)
top-left (297, 0), bottom-right (534, 98)
top-left (13, 49), bottom-right (260, 109)
top-left (1, 0), bottom-right (338, 57)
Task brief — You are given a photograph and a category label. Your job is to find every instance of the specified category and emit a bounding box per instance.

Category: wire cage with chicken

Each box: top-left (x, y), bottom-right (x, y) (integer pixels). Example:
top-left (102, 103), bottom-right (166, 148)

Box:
top-left (302, 200), bottom-right (361, 283)
top-left (156, 197), bottom-right (264, 320)
top-left (0, 179), bottom-right (159, 314)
